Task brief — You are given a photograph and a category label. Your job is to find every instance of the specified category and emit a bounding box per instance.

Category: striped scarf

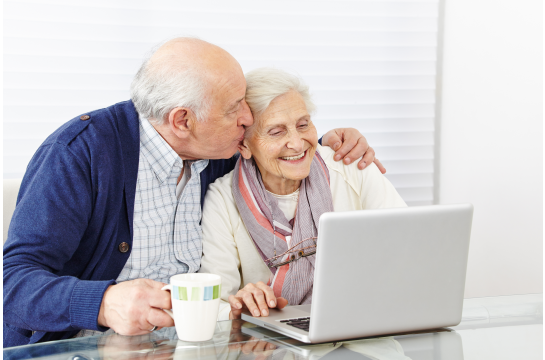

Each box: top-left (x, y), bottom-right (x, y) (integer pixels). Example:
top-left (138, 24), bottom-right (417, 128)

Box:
top-left (232, 151), bottom-right (334, 305)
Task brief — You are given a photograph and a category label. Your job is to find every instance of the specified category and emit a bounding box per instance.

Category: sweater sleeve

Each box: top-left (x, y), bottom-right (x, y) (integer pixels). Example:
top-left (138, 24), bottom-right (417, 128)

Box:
top-left (199, 172), bottom-right (243, 322)
top-left (3, 142), bottom-right (114, 333)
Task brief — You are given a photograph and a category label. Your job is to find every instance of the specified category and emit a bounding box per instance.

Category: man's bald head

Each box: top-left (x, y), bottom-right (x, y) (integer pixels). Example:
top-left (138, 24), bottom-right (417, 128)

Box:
top-left (130, 37), bottom-right (243, 124)
top-left (148, 38), bottom-right (239, 75)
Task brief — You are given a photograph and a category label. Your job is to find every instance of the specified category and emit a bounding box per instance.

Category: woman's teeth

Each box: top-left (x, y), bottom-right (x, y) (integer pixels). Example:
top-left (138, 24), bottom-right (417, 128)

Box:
top-left (281, 152), bottom-right (305, 161)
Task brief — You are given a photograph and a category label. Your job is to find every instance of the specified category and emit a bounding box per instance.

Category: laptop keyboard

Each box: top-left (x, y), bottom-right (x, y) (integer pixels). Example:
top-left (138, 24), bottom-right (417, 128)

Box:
top-left (280, 317), bottom-right (311, 332)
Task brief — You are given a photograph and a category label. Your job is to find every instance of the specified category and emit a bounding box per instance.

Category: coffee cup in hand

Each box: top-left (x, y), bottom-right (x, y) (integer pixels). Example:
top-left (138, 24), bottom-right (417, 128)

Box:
top-left (161, 273), bottom-right (221, 342)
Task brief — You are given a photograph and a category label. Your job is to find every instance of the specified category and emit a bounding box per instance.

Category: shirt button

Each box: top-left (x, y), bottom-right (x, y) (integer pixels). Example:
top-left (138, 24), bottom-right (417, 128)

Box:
top-left (118, 242), bottom-right (130, 253)
top-left (80, 115), bottom-right (90, 121)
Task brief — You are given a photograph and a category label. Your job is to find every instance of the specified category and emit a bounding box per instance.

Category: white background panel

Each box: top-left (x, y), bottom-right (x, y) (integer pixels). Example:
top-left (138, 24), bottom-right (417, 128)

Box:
top-left (439, 0), bottom-right (542, 297)
top-left (4, 0), bottom-right (440, 207)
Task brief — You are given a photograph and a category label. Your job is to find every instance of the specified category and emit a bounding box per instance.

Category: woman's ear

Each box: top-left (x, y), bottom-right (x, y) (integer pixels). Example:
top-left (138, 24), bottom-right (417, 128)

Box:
top-left (238, 139), bottom-right (253, 159)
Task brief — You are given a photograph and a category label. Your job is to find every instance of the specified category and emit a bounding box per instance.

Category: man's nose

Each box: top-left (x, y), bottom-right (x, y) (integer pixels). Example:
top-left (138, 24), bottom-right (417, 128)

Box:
top-left (238, 99), bottom-right (253, 127)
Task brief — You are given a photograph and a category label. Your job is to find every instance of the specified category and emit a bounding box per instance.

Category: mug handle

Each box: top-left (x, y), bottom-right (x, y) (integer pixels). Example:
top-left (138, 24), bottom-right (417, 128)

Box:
top-left (161, 284), bottom-right (175, 319)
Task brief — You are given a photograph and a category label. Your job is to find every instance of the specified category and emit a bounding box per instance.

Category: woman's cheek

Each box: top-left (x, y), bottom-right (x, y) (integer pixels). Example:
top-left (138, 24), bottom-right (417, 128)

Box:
top-left (266, 147), bottom-right (279, 167)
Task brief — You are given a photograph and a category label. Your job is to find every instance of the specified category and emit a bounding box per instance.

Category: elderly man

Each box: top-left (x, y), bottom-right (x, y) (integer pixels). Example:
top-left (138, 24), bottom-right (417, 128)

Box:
top-left (3, 38), bottom-right (383, 347)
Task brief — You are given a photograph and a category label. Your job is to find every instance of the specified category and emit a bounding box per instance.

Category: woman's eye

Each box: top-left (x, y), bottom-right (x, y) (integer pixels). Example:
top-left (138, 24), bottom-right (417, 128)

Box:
top-left (269, 129), bottom-right (284, 136)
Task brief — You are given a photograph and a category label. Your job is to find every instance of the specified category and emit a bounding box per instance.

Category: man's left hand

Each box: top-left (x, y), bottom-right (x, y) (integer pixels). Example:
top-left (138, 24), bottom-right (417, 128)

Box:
top-left (322, 128), bottom-right (386, 173)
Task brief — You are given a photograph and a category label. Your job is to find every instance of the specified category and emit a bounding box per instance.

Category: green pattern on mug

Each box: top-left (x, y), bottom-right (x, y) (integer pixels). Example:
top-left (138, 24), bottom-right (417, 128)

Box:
top-left (173, 285), bottom-right (220, 301)
top-left (178, 286), bottom-right (188, 301)
top-left (191, 287), bottom-right (200, 301)
top-left (213, 285), bottom-right (220, 299)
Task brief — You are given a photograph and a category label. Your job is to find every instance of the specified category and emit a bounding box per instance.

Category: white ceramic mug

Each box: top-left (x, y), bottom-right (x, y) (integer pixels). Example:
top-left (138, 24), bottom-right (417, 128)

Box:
top-left (162, 273), bottom-right (221, 342)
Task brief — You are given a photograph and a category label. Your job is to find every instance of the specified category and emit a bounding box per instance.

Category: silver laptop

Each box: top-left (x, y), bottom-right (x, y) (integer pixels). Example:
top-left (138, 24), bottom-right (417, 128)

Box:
top-left (241, 204), bottom-right (473, 343)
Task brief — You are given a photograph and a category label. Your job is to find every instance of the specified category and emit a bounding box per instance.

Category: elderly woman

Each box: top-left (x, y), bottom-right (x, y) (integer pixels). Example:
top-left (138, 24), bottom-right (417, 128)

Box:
top-left (200, 68), bottom-right (407, 321)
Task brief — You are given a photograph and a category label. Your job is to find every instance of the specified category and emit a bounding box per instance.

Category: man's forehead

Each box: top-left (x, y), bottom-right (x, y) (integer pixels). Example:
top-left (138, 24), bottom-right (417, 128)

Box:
top-left (211, 72), bottom-right (246, 102)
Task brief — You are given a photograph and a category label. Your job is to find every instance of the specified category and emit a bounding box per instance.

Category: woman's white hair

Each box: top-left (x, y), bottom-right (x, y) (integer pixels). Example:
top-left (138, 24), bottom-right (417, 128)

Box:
top-left (244, 68), bottom-right (316, 119)
top-left (130, 41), bottom-right (211, 125)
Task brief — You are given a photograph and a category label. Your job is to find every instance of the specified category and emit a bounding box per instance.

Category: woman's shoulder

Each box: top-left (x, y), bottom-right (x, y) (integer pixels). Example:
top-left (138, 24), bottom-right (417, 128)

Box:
top-left (209, 167), bottom-right (235, 189)
top-left (316, 143), bottom-right (335, 162)
top-left (317, 143), bottom-right (380, 180)
top-left (205, 168), bottom-right (236, 206)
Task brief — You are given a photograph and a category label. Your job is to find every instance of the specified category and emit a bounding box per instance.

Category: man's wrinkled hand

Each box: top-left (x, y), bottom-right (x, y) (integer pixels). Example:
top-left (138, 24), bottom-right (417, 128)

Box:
top-left (322, 128), bottom-right (386, 173)
top-left (228, 282), bottom-right (288, 320)
top-left (98, 278), bottom-right (174, 336)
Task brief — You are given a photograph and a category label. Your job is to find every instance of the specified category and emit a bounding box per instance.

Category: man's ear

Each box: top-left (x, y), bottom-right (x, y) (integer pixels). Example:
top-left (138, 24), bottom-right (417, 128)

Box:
top-left (238, 139), bottom-right (253, 159)
top-left (168, 107), bottom-right (194, 139)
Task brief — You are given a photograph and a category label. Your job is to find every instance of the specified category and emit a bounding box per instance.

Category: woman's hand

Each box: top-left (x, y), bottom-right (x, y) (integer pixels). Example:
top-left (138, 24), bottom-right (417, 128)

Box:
top-left (322, 128), bottom-right (386, 173)
top-left (228, 282), bottom-right (288, 319)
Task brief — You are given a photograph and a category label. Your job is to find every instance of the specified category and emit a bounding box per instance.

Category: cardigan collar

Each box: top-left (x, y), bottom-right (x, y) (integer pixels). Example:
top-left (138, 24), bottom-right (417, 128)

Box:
top-left (113, 100), bottom-right (141, 240)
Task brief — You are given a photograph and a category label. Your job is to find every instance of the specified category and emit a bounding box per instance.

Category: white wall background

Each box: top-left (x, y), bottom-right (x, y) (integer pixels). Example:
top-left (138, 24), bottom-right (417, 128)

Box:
top-left (440, 0), bottom-right (543, 297)
top-left (3, 0), bottom-right (441, 206)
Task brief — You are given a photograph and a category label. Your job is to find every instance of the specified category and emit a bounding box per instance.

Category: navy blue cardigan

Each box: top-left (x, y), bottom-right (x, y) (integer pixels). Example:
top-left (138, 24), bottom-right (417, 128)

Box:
top-left (3, 101), bottom-right (238, 347)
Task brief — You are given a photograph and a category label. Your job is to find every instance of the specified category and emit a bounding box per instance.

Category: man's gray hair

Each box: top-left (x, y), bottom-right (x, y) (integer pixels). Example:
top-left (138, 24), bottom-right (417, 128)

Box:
top-left (244, 68), bottom-right (316, 119)
top-left (130, 46), bottom-right (211, 125)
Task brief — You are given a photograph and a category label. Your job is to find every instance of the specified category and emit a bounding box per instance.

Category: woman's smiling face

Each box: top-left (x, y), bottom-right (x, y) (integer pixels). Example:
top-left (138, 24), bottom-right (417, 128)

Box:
top-left (239, 90), bottom-right (318, 195)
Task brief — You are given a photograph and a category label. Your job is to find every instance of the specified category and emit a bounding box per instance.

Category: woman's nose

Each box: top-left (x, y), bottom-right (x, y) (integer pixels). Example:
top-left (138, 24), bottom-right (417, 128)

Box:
top-left (238, 100), bottom-right (253, 127)
top-left (286, 131), bottom-right (304, 152)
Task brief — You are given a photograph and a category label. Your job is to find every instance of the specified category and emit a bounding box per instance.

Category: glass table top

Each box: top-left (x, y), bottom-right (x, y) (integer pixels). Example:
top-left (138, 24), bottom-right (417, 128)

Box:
top-left (4, 294), bottom-right (542, 360)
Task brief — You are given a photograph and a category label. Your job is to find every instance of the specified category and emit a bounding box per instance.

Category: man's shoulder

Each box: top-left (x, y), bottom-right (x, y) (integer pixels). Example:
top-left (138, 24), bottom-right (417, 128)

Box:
top-left (42, 100), bottom-right (137, 149)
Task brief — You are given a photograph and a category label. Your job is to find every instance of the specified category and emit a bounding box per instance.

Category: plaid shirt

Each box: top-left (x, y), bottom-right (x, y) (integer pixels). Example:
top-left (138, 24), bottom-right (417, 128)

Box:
top-left (116, 117), bottom-right (209, 283)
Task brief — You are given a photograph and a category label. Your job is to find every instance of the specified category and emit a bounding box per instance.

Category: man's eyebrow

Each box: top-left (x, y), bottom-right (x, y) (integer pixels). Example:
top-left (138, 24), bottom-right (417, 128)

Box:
top-left (226, 97), bottom-right (245, 112)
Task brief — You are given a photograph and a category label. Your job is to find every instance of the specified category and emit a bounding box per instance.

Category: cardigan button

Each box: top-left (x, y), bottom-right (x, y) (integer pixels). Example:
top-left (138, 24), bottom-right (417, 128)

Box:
top-left (118, 242), bottom-right (130, 253)
top-left (80, 115), bottom-right (90, 121)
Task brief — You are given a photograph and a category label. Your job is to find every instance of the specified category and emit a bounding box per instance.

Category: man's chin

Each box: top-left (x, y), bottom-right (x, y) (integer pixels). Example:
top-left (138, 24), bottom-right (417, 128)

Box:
top-left (211, 147), bottom-right (240, 160)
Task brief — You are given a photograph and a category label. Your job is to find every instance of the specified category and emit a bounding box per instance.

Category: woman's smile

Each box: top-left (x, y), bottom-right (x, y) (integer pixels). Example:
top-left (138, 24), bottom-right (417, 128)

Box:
top-left (279, 149), bottom-right (307, 162)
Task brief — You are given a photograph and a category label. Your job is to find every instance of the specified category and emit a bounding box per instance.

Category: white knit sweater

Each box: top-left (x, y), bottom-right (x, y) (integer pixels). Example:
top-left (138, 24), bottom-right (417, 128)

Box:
top-left (199, 144), bottom-right (407, 320)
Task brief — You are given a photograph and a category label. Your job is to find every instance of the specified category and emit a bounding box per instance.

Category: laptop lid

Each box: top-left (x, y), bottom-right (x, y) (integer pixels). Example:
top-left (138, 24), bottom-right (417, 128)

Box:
top-left (308, 204), bottom-right (473, 343)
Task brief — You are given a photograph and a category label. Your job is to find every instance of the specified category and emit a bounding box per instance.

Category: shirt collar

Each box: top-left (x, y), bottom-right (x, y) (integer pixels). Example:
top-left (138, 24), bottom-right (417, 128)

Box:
top-left (139, 117), bottom-right (183, 184)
